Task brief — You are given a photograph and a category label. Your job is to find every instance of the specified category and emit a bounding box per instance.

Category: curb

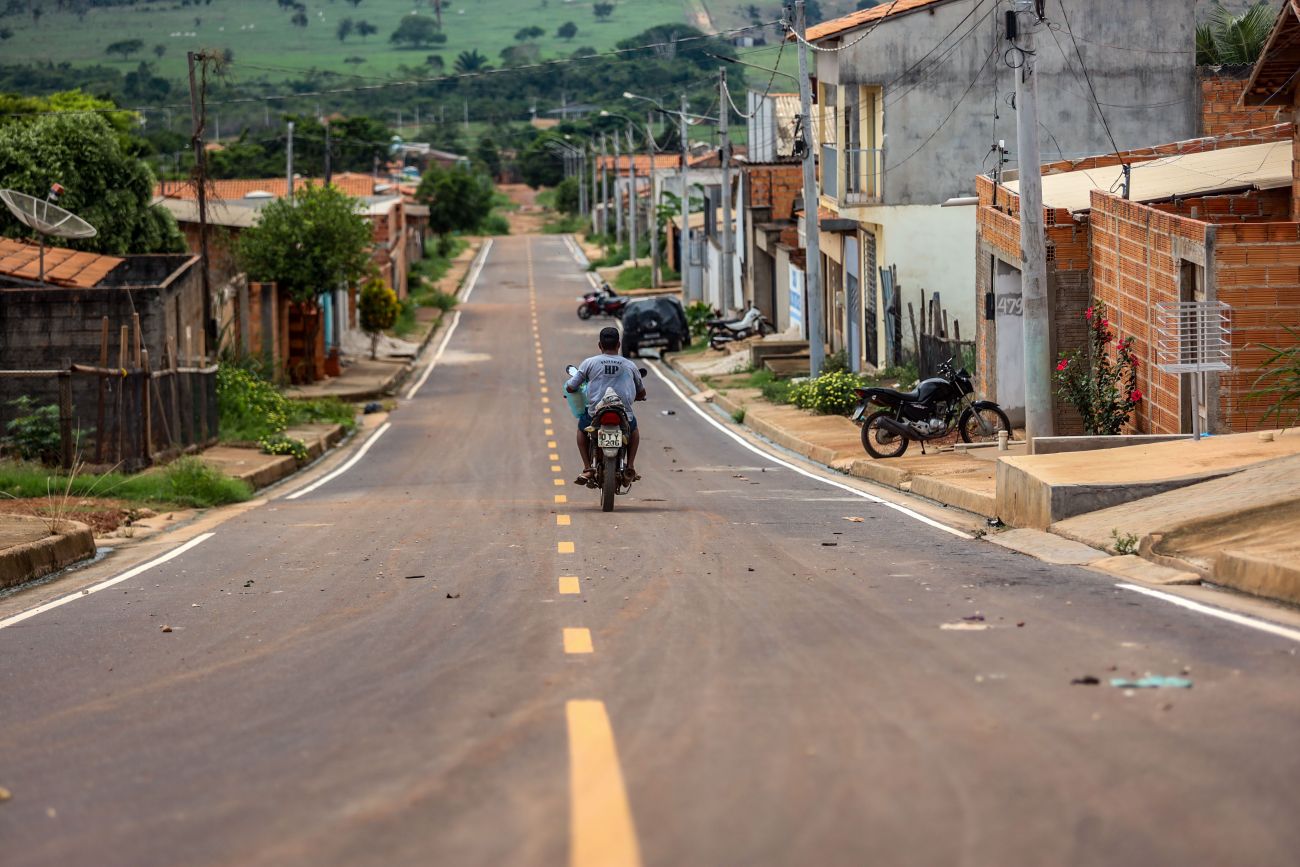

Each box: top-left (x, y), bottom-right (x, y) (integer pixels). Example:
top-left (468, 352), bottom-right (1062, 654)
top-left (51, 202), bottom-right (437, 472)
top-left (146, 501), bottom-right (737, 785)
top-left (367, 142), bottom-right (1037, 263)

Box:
top-left (0, 520), bottom-right (96, 591)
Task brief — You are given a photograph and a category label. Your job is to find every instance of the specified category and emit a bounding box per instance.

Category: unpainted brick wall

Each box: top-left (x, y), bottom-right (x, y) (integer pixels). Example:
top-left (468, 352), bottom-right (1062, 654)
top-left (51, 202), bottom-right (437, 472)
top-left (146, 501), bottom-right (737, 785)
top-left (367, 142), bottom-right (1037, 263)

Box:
top-left (1200, 72), bottom-right (1285, 138)
top-left (746, 164), bottom-right (804, 222)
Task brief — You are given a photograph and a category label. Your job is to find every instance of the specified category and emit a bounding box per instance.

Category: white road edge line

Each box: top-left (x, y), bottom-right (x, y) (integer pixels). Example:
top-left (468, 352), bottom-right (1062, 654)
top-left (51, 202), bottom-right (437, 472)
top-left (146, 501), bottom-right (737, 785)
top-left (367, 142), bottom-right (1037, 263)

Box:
top-left (404, 309), bottom-right (462, 400)
top-left (649, 363), bottom-right (971, 539)
top-left (459, 238), bottom-right (493, 304)
top-left (286, 422), bottom-right (391, 500)
top-left (1117, 583), bottom-right (1300, 644)
top-left (0, 532), bottom-right (215, 631)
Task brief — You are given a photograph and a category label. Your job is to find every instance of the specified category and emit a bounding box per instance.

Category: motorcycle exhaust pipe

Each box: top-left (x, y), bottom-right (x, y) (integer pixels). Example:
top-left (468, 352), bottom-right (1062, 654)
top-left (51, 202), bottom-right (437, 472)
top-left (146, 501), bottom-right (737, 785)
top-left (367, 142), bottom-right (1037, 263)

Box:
top-left (873, 415), bottom-right (914, 441)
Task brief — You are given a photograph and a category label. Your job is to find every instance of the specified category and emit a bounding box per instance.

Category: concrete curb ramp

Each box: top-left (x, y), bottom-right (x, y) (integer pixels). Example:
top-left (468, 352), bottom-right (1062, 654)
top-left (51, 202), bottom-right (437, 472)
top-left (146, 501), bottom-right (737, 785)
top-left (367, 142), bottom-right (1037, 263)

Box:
top-left (0, 516), bottom-right (95, 591)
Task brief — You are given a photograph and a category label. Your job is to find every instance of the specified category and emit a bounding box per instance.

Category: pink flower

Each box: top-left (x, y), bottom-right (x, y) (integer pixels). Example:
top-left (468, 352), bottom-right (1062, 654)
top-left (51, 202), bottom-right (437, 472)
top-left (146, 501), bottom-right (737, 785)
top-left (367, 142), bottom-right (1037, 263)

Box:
top-left (1101, 319), bottom-right (1110, 328)
top-left (1129, 389), bottom-right (1143, 403)
top-left (1084, 307), bottom-right (1094, 320)
top-left (1056, 359), bottom-right (1069, 371)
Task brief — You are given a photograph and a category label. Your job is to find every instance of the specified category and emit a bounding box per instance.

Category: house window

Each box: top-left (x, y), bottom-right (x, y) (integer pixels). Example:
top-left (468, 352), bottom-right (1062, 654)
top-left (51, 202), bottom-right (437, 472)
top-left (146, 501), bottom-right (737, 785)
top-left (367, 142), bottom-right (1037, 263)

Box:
top-left (845, 85), bottom-right (882, 202)
top-left (818, 83), bottom-right (839, 200)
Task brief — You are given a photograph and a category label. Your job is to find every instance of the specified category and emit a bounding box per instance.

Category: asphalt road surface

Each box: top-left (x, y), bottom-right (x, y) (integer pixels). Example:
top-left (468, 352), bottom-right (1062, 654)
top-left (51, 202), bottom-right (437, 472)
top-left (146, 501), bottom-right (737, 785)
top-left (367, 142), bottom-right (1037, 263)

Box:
top-left (2, 235), bottom-right (1299, 867)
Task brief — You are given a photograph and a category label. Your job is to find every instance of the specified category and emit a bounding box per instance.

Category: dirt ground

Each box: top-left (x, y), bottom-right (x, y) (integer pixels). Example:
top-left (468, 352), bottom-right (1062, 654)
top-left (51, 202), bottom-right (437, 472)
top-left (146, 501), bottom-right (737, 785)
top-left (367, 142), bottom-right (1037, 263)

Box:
top-left (0, 499), bottom-right (172, 536)
top-left (499, 183), bottom-right (548, 234)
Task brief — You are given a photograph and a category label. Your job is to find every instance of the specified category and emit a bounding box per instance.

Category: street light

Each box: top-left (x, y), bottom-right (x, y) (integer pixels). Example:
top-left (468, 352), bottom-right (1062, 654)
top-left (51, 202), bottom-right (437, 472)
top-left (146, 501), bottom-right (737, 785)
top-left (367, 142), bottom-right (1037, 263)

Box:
top-left (600, 110), bottom-right (645, 270)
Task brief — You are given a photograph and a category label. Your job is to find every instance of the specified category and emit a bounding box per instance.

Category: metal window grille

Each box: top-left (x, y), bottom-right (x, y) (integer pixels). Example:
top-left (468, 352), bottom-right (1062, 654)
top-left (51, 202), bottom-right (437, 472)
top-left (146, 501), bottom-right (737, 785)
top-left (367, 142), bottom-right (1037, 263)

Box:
top-left (1154, 301), bottom-right (1232, 374)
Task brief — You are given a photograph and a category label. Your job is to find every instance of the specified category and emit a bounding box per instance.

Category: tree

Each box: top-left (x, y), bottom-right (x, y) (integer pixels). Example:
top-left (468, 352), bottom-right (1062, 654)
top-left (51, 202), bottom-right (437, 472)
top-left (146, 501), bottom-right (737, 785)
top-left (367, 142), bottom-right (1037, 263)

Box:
top-left (517, 135), bottom-right (566, 189)
top-left (345, 0), bottom-right (361, 6)
top-left (236, 184), bottom-right (372, 305)
top-left (106, 39), bottom-right (145, 60)
top-left (0, 113), bottom-right (184, 255)
top-left (432, 0), bottom-right (442, 29)
top-left (358, 276), bottom-right (399, 359)
top-left (514, 25), bottom-right (544, 42)
top-left (426, 54), bottom-right (445, 71)
top-left (336, 17), bottom-right (353, 41)
top-left (500, 44), bottom-right (539, 67)
top-left (554, 176), bottom-right (580, 215)
top-left (557, 21), bottom-right (577, 41)
top-left (0, 28), bottom-right (12, 42)
top-left (593, 2), bottom-right (613, 20)
top-left (291, 9), bottom-right (308, 28)
top-left (153, 43), bottom-right (166, 59)
top-left (415, 164), bottom-right (494, 240)
top-left (1196, 1), bottom-right (1273, 65)
top-left (355, 19), bottom-right (377, 39)
top-left (390, 14), bottom-right (439, 48)
top-left (453, 49), bottom-right (491, 74)
top-left (474, 135), bottom-right (501, 177)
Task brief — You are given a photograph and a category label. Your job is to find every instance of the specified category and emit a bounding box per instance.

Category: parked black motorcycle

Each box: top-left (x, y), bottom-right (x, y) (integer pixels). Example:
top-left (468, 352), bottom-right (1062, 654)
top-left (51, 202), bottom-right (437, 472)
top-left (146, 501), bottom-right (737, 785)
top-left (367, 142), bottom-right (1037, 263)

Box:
top-left (850, 359), bottom-right (1011, 459)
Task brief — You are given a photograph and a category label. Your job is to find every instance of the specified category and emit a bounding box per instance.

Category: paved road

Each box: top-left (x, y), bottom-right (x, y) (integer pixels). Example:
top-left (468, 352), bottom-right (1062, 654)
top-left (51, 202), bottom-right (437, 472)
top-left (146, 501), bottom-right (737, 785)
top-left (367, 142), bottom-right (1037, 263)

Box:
top-left (2, 235), bottom-right (1299, 867)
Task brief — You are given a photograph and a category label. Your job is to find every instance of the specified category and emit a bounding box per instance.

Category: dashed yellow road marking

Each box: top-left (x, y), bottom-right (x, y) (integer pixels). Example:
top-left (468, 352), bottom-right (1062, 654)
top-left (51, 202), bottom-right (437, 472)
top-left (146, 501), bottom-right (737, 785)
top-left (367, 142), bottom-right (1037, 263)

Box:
top-left (559, 576), bottom-right (580, 595)
top-left (554, 479), bottom-right (566, 487)
top-left (541, 386), bottom-right (549, 394)
top-left (558, 541), bottom-right (575, 553)
top-left (548, 441), bottom-right (558, 449)
top-left (563, 628), bottom-right (593, 654)
top-left (542, 397), bottom-right (550, 404)
top-left (566, 700), bottom-right (641, 867)
top-left (555, 494), bottom-right (567, 503)
top-left (546, 428), bottom-right (555, 436)
top-left (550, 453), bottom-right (560, 461)
top-left (556, 514), bottom-right (571, 526)
top-left (552, 465), bottom-right (563, 473)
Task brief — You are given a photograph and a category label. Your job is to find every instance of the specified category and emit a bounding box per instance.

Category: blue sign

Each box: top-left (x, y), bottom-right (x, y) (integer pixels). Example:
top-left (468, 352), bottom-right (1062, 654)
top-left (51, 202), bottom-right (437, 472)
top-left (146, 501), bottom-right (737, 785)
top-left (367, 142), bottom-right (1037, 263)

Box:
top-left (789, 266), bottom-right (805, 336)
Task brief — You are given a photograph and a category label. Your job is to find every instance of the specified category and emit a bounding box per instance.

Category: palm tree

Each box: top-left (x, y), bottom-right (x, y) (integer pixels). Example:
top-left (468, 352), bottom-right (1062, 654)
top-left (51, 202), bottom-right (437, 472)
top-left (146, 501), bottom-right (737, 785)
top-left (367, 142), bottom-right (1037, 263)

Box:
top-left (454, 49), bottom-right (491, 74)
top-left (1196, 1), bottom-right (1275, 66)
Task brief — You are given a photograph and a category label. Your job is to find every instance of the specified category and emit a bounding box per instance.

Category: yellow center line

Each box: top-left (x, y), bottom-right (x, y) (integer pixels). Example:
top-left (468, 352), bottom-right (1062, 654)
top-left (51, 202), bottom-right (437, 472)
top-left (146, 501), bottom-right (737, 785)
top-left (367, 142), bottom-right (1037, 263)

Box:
top-left (548, 441), bottom-right (558, 448)
top-left (563, 628), bottom-right (593, 654)
top-left (541, 386), bottom-right (549, 394)
top-left (558, 576), bottom-right (581, 595)
top-left (542, 397), bottom-right (550, 404)
top-left (558, 541), bottom-right (575, 553)
top-left (554, 494), bottom-right (568, 503)
top-left (556, 514), bottom-right (571, 526)
top-left (554, 479), bottom-right (567, 487)
top-left (566, 700), bottom-right (641, 867)
top-left (546, 428), bottom-right (555, 436)
top-left (552, 465), bottom-right (563, 473)
top-left (549, 453), bottom-right (560, 461)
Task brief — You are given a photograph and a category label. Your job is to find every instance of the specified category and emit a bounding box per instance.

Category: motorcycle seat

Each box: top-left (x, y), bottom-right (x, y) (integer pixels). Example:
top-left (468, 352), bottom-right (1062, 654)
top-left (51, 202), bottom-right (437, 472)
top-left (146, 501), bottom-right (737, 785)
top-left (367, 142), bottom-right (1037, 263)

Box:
top-left (864, 386), bottom-right (919, 402)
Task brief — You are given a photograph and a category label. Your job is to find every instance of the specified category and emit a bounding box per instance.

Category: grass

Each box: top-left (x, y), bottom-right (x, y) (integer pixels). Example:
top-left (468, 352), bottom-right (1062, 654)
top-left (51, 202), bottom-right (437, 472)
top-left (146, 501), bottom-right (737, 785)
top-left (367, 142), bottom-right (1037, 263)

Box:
top-left (394, 239), bottom-right (467, 336)
top-left (286, 397), bottom-right (358, 431)
top-left (612, 264), bottom-right (681, 291)
top-left (0, 457), bottom-right (252, 509)
top-left (543, 213), bottom-right (588, 235)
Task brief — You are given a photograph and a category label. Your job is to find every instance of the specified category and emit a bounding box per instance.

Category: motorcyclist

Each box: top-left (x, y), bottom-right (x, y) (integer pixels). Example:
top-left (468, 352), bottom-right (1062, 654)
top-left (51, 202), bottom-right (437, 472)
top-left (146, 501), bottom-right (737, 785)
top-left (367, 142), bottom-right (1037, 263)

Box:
top-left (565, 326), bottom-right (646, 485)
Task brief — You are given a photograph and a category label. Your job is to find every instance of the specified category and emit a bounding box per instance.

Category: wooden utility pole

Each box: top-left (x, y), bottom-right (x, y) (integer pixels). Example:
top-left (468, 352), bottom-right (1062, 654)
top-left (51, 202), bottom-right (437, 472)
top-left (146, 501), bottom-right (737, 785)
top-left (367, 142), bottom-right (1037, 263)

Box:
top-left (793, 1), bottom-right (825, 374)
top-left (187, 51), bottom-right (215, 357)
top-left (1013, 0), bottom-right (1053, 444)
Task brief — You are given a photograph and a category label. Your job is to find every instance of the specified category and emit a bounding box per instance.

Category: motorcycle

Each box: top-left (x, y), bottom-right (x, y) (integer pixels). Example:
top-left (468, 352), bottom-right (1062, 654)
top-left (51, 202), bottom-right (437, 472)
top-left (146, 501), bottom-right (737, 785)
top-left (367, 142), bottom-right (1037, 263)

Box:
top-left (707, 307), bottom-right (772, 350)
top-left (850, 359), bottom-right (1012, 459)
top-left (565, 365), bottom-right (647, 512)
top-left (576, 281), bottom-right (626, 320)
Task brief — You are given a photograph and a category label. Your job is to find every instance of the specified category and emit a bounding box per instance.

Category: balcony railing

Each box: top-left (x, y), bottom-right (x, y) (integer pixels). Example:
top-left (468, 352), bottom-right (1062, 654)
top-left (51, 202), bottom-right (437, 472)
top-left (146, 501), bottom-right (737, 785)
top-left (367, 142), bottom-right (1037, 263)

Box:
top-left (820, 143), bottom-right (838, 202)
top-left (845, 148), bottom-right (882, 204)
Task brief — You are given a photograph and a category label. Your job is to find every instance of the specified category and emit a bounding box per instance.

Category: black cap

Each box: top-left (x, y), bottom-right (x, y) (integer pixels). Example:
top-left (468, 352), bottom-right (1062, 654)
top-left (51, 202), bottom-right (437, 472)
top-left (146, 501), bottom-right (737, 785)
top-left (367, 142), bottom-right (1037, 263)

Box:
top-left (599, 326), bottom-right (621, 348)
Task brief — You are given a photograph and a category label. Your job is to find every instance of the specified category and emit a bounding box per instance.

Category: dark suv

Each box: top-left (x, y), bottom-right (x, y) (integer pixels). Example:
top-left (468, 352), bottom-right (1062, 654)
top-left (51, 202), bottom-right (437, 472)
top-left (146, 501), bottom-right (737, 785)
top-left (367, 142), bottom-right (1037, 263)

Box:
top-left (619, 295), bottom-right (690, 358)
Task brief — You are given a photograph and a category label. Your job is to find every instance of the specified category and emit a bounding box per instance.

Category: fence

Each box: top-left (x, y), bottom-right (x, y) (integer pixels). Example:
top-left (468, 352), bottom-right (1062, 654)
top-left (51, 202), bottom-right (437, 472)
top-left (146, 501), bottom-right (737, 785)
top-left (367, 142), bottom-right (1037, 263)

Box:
top-left (907, 289), bottom-right (974, 380)
top-left (0, 315), bottom-right (218, 473)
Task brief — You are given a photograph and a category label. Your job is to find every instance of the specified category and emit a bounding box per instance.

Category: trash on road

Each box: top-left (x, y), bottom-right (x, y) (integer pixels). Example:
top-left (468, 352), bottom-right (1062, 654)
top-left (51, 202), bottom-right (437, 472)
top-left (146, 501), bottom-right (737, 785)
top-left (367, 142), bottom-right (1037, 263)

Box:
top-left (843, 517), bottom-right (865, 523)
top-left (446, 592), bottom-right (461, 599)
top-left (661, 410), bottom-right (676, 416)
top-left (160, 625), bottom-right (173, 633)
top-left (1071, 675), bottom-right (1101, 686)
top-left (0, 785), bottom-right (10, 801)
top-left (404, 575), bottom-right (426, 580)
top-left (363, 401), bottom-right (382, 414)
top-left (1109, 676), bottom-right (1193, 689)
top-left (821, 542), bottom-right (838, 547)
top-left (940, 621), bottom-right (988, 631)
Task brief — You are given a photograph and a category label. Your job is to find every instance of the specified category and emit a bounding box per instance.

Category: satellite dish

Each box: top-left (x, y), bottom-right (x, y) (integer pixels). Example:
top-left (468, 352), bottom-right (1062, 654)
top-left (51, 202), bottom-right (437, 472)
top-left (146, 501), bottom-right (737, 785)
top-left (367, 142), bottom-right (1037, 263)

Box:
top-left (0, 187), bottom-right (98, 286)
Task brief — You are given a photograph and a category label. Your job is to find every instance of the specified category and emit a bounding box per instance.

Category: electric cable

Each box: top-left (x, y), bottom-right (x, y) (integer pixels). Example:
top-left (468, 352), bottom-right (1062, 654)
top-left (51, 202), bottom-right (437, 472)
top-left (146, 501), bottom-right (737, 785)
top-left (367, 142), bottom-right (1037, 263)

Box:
top-left (786, 0), bottom-right (903, 53)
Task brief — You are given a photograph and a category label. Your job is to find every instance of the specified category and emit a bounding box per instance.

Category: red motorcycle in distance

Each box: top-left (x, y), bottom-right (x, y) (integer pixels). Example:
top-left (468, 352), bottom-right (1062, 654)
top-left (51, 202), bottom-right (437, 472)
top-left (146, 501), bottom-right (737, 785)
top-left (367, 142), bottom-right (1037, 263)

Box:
top-left (576, 281), bottom-right (627, 320)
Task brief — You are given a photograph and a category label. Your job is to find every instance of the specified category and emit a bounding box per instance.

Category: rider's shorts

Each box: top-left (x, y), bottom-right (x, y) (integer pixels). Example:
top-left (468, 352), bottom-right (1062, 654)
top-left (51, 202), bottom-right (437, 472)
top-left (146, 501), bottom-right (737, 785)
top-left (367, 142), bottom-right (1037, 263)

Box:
top-left (578, 410), bottom-right (638, 433)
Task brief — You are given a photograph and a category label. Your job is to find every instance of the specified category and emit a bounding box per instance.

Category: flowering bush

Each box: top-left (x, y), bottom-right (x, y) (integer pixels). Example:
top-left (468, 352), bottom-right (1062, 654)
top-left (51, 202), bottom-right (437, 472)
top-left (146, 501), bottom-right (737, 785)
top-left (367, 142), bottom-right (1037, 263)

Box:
top-left (1053, 303), bottom-right (1142, 435)
top-left (789, 371), bottom-right (863, 416)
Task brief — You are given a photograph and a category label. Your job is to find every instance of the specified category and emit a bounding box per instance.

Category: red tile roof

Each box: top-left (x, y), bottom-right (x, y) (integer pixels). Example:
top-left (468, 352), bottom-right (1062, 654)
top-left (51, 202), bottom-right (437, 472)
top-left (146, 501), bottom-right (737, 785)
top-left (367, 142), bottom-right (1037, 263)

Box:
top-left (596, 154), bottom-right (682, 174)
top-left (0, 238), bottom-right (123, 288)
top-left (154, 174), bottom-right (377, 201)
top-left (805, 0), bottom-right (953, 42)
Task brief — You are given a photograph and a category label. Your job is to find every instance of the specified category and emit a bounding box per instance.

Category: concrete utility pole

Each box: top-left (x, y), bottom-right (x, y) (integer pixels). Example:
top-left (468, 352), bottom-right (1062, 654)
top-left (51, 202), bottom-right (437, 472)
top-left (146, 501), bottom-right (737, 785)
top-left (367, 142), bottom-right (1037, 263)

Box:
top-left (1013, 0), bottom-right (1053, 445)
top-left (627, 124), bottom-right (638, 266)
top-left (286, 120), bottom-right (295, 203)
top-left (186, 50), bottom-right (214, 355)
top-left (680, 93), bottom-right (693, 300)
top-left (720, 67), bottom-right (735, 312)
top-left (323, 120), bottom-right (332, 187)
top-left (600, 134), bottom-right (610, 237)
top-left (591, 142), bottom-right (600, 235)
top-left (612, 131), bottom-right (625, 248)
top-left (794, 1), bottom-right (825, 374)
top-left (648, 111), bottom-right (660, 288)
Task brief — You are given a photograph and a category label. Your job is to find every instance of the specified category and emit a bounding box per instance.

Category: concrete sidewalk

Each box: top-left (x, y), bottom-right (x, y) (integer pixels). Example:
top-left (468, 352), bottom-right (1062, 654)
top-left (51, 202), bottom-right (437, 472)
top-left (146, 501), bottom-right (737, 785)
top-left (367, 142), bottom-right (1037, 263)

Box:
top-left (0, 514), bottom-right (95, 590)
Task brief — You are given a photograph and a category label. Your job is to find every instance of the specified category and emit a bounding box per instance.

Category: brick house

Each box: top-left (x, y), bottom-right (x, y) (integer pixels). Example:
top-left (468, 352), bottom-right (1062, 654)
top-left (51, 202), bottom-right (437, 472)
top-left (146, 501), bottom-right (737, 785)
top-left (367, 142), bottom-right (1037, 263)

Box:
top-left (975, 121), bottom-right (1299, 434)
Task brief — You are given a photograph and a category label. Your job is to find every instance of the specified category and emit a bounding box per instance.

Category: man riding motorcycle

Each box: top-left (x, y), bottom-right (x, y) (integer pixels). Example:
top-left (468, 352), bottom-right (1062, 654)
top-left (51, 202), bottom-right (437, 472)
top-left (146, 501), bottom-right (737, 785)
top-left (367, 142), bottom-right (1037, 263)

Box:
top-left (565, 326), bottom-right (646, 485)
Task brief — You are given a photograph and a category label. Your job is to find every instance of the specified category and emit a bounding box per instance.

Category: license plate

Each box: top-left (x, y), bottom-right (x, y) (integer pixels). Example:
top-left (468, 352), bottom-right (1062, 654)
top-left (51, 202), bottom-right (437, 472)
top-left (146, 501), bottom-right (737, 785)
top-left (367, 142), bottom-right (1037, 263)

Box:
top-left (597, 430), bottom-right (622, 448)
top-left (851, 404), bottom-right (865, 422)
top-left (641, 331), bottom-right (660, 338)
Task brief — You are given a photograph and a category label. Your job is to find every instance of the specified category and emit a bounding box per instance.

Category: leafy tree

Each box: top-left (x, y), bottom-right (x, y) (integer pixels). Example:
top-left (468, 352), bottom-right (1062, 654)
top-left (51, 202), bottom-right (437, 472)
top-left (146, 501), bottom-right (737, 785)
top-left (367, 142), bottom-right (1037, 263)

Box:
top-left (236, 184), bottom-right (372, 305)
top-left (593, 2), bottom-right (613, 20)
top-left (358, 276), bottom-right (399, 359)
top-left (517, 135), bottom-right (566, 188)
top-left (106, 38), bottom-right (145, 60)
top-left (1196, 1), bottom-right (1273, 65)
top-left (415, 163), bottom-right (495, 240)
top-left (153, 44), bottom-right (166, 59)
top-left (222, 47), bottom-right (234, 64)
top-left (557, 21), bottom-right (578, 41)
top-left (453, 49), bottom-right (491, 74)
top-left (500, 44), bottom-right (540, 67)
top-left (0, 28), bottom-right (12, 41)
top-left (0, 113), bottom-right (184, 255)
top-left (514, 25), bottom-right (544, 41)
top-left (426, 54), bottom-right (445, 71)
top-left (856, 0), bottom-right (883, 9)
top-left (355, 19), bottom-right (377, 39)
top-left (474, 135), bottom-right (502, 176)
top-left (345, 0), bottom-right (361, 6)
top-left (336, 17), bottom-right (353, 41)
top-left (290, 9), bottom-right (308, 28)
top-left (554, 176), bottom-right (580, 215)
top-left (390, 14), bottom-right (440, 48)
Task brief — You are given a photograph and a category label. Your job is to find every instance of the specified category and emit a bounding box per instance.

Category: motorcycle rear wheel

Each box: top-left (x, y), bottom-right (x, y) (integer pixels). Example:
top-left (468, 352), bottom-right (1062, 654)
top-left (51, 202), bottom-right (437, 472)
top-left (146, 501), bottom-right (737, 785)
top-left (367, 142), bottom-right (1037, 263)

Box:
top-left (601, 454), bottom-right (618, 512)
top-left (958, 406), bottom-right (1012, 444)
top-left (861, 410), bottom-right (909, 459)
top-left (577, 304), bottom-right (592, 320)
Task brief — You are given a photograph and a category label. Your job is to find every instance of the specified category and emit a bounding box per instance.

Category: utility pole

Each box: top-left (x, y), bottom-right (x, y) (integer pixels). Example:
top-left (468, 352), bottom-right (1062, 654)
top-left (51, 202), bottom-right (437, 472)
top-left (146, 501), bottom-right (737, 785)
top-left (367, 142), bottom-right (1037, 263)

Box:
top-left (186, 50), bottom-right (215, 356)
top-left (600, 134), bottom-right (609, 237)
top-left (794, 0), bottom-right (825, 375)
top-left (648, 111), bottom-right (660, 288)
top-left (463, 99), bottom-right (469, 134)
top-left (323, 120), bottom-right (332, 187)
top-left (627, 124), bottom-right (638, 266)
top-left (1013, 0), bottom-right (1053, 445)
top-left (286, 120), bottom-right (295, 203)
top-left (720, 67), bottom-right (735, 313)
top-left (612, 130), bottom-right (625, 249)
top-left (591, 142), bottom-right (600, 235)
top-left (680, 93), bottom-right (692, 300)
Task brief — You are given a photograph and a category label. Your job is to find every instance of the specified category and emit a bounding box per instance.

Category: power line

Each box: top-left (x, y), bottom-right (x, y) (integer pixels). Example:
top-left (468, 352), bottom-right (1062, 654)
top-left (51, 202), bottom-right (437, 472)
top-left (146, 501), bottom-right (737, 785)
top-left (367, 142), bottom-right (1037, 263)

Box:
top-left (1052, 0), bottom-right (1124, 165)
top-left (786, 0), bottom-right (903, 53)
top-left (883, 2), bottom-right (998, 109)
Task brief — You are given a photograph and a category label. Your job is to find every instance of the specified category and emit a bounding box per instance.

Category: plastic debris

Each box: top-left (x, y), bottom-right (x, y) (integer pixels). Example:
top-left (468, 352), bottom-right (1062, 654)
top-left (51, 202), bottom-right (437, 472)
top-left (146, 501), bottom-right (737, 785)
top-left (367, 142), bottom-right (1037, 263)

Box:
top-left (363, 401), bottom-right (383, 414)
top-left (1071, 675), bottom-right (1100, 686)
top-left (843, 516), bottom-right (865, 523)
top-left (941, 621), bottom-right (988, 631)
top-left (661, 410), bottom-right (676, 416)
top-left (1109, 676), bottom-right (1193, 689)
top-left (160, 625), bottom-right (173, 633)
top-left (446, 592), bottom-right (461, 599)
top-left (404, 575), bottom-right (426, 580)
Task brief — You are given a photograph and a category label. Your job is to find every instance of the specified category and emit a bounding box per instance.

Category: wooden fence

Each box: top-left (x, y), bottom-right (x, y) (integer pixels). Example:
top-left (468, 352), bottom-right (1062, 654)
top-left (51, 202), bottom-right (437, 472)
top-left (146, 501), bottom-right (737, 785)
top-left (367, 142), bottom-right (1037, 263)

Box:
top-left (906, 289), bottom-right (975, 380)
top-left (0, 315), bottom-right (218, 473)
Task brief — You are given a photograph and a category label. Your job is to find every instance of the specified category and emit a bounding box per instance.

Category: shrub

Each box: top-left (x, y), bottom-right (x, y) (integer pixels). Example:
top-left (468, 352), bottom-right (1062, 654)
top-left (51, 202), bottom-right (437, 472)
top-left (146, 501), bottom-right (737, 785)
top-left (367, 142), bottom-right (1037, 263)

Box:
top-left (259, 433), bottom-right (310, 462)
top-left (216, 364), bottom-right (288, 443)
top-left (287, 397), bottom-right (357, 431)
top-left (359, 277), bottom-right (400, 357)
top-left (1053, 303), bottom-right (1141, 435)
top-left (822, 349), bottom-right (851, 375)
top-left (788, 371), bottom-right (863, 415)
top-left (154, 457), bottom-right (253, 507)
top-left (479, 212), bottom-right (511, 235)
top-left (686, 301), bottom-right (715, 337)
top-left (3, 397), bottom-right (62, 464)
top-left (1250, 325), bottom-right (1300, 429)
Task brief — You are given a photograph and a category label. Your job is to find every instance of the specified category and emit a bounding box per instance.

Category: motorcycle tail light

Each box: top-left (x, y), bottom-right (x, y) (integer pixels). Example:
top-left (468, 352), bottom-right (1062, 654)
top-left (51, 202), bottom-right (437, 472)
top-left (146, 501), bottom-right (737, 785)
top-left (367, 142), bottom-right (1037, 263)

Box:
top-left (599, 411), bottom-right (622, 425)
top-left (854, 388), bottom-right (868, 397)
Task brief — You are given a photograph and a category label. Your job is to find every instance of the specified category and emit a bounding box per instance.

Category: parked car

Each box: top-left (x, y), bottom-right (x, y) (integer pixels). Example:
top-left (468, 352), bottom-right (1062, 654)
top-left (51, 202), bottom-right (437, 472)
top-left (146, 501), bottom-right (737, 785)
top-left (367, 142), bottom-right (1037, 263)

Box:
top-left (619, 296), bottom-right (690, 358)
